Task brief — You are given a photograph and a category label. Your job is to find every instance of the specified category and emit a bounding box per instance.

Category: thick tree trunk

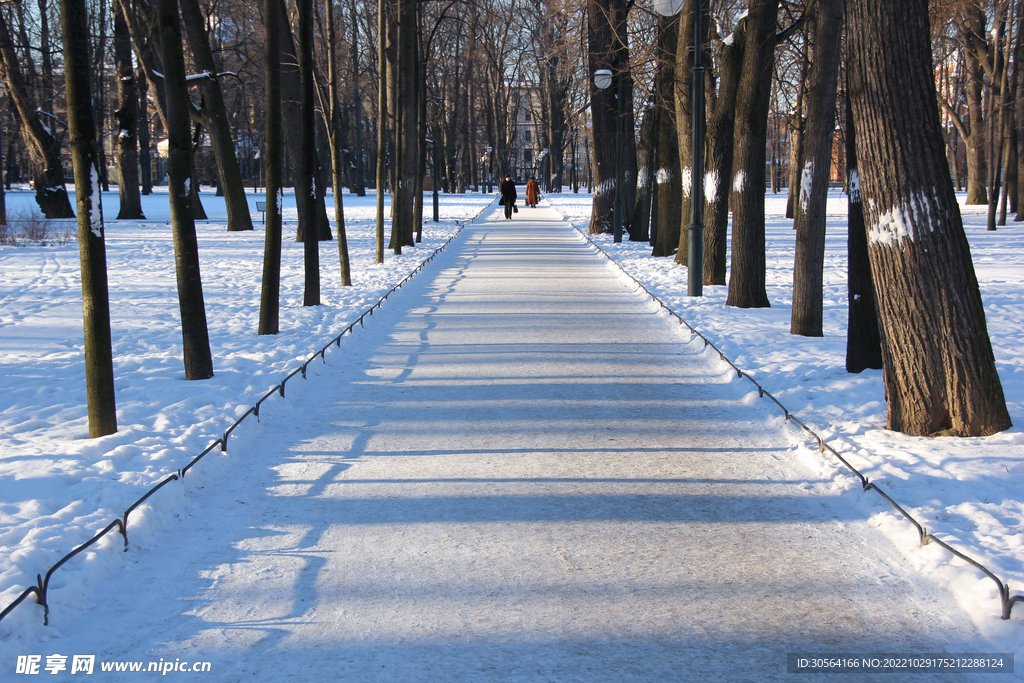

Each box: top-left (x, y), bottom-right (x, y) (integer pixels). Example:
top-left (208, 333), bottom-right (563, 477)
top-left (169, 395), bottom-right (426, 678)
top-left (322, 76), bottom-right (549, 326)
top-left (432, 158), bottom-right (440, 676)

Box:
top-left (179, 0), bottom-right (253, 232)
top-left (629, 106), bottom-right (656, 242)
top-left (703, 29), bottom-right (744, 286)
top-left (847, 0), bottom-right (1011, 436)
top-left (652, 13), bottom-right (680, 257)
top-left (844, 94), bottom-right (882, 373)
top-left (157, 0), bottom-right (213, 380)
top-left (790, 0), bottom-right (843, 337)
top-left (726, 0), bottom-right (778, 308)
top-left (962, 5), bottom-right (989, 205)
top-left (258, 0), bottom-right (283, 335)
top-left (674, 3), bottom-right (709, 266)
top-left (389, 0), bottom-right (418, 252)
top-left (114, 10), bottom-right (144, 220)
top-left (61, 0), bottom-right (117, 436)
top-left (672, 6), bottom-right (695, 264)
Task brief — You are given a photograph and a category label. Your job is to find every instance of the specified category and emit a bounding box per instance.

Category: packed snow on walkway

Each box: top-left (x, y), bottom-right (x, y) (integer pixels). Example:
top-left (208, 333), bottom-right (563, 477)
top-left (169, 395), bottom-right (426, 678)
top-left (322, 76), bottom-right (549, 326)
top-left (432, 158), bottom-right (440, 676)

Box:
top-left (0, 184), bottom-right (1020, 664)
top-left (544, 190), bottom-right (1024, 651)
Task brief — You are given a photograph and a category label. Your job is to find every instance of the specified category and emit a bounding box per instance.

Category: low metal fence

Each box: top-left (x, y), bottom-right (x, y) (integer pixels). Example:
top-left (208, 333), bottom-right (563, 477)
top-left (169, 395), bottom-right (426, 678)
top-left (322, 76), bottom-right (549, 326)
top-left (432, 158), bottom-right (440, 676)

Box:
top-left (577, 227), bottom-right (1023, 621)
top-left (0, 219), bottom-right (471, 627)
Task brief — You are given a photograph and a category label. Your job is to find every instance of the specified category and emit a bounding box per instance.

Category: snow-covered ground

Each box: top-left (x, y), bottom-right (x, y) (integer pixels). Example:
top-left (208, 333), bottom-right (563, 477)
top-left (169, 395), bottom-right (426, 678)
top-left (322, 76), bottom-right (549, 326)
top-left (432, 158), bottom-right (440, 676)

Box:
top-left (0, 183), bottom-right (1021, 670)
top-left (545, 189), bottom-right (1024, 650)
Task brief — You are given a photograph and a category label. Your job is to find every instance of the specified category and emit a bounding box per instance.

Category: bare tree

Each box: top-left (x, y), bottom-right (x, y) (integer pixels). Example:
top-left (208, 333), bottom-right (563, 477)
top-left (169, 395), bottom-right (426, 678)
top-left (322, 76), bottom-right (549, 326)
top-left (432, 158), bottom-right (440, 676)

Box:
top-left (157, 0), bottom-right (214, 380)
top-left (61, 0), bottom-right (117, 436)
top-left (790, 0), bottom-right (843, 336)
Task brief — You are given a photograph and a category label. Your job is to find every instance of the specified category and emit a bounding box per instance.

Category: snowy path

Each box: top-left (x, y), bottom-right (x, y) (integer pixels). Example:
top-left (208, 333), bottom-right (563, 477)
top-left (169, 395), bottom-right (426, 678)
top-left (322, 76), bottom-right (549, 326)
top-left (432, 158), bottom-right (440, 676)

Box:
top-left (38, 205), bottom-right (995, 680)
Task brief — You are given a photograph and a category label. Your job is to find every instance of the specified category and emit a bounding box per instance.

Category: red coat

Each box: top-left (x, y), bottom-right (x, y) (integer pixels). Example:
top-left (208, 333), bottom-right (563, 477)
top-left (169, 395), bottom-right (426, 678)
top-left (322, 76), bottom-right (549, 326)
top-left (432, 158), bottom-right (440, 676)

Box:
top-left (525, 179), bottom-right (540, 206)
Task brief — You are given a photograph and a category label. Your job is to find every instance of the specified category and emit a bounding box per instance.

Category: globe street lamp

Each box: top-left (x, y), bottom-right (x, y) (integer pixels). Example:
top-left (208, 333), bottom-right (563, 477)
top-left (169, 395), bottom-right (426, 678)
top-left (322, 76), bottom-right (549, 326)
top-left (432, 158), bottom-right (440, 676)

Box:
top-left (485, 146), bottom-right (493, 193)
top-left (593, 68), bottom-right (624, 242)
top-left (655, 0), bottom-right (703, 296)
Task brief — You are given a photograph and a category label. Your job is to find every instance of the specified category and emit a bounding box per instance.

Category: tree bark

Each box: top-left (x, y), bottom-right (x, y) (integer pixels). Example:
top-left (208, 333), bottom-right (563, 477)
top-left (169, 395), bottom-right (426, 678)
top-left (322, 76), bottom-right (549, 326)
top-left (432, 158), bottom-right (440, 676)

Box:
top-left (259, 0), bottom-right (283, 335)
top-left (652, 12), bottom-right (680, 257)
top-left (61, 0), bottom-right (117, 436)
top-left (327, 0), bottom-right (352, 285)
top-left (790, 0), bottom-right (843, 336)
top-left (297, 0), bottom-right (320, 305)
top-left (114, 9), bottom-right (145, 220)
top-left (139, 68), bottom-right (153, 195)
top-left (726, 0), bottom-right (778, 308)
top-left (157, 0), bottom-right (214, 380)
top-left (847, 0), bottom-right (1011, 436)
top-left (844, 91), bottom-right (882, 373)
top-left (629, 106), bottom-right (656, 242)
top-left (962, 3), bottom-right (989, 205)
top-left (674, 2), bottom-right (709, 266)
top-left (703, 26), bottom-right (744, 285)
top-left (389, 0), bottom-right (418, 253)
top-left (349, 0), bottom-right (366, 196)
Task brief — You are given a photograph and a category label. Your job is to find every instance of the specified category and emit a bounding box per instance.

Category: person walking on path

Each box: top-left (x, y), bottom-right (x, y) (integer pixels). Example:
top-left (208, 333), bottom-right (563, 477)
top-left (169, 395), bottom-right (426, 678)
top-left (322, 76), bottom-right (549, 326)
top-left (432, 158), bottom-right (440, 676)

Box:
top-left (499, 175), bottom-right (517, 219)
top-left (525, 176), bottom-right (540, 208)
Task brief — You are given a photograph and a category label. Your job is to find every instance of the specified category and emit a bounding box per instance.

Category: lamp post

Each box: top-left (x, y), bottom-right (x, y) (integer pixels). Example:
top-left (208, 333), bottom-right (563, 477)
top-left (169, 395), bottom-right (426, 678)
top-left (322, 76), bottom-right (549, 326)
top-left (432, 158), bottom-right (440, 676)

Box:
top-left (593, 68), bottom-right (624, 243)
top-left (486, 146), bottom-right (493, 193)
top-left (428, 139), bottom-right (439, 222)
top-left (655, 0), bottom-right (703, 296)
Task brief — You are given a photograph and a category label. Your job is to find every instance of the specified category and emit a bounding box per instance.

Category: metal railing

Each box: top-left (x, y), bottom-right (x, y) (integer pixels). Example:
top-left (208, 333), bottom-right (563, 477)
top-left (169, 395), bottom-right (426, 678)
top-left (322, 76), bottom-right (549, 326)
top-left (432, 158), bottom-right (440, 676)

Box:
top-left (0, 219), bottom-right (473, 627)
top-left (575, 226), bottom-right (1023, 621)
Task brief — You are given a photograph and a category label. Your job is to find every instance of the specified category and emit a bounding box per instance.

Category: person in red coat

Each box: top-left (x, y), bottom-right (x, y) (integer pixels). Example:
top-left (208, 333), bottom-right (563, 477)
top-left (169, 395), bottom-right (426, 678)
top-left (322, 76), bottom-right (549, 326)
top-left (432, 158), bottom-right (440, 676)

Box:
top-left (525, 176), bottom-right (540, 208)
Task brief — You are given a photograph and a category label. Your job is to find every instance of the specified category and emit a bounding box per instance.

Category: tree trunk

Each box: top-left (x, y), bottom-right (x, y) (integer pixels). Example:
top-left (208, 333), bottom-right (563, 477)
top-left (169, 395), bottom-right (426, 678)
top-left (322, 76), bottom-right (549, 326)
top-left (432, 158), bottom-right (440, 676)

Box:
top-left (139, 68), bottom-right (153, 195)
top-left (376, 0), bottom-right (388, 264)
top-left (297, 0), bottom-right (320, 305)
top-left (963, 4), bottom-right (989, 205)
top-left (258, 0), bottom-right (283, 335)
top-left (157, 0), bottom-right (213, 380)
top-left (179, 0), bottom-right (253, 232)
top-left (786, 35), bottom-right (808, 219)
top-left (844, 91), bottom-right (882, 373)
top-left (327, 0), bottom-right (352, 285)
top-left (726, 0), bottom-right (778, 308)
top-left (652, 12), bottom-right (680, 257)
top-left (389, 0), bottom-right (418, 252)
top-left (703, 28), bottom-right (744, 286)
top-left (847, 0), bottom-right (1011, 436)
top-left (673, 4), bottom-right (702, 265)
top-left (61, 0), bottom-right (117, 436)
top-left (114, 9), bottom-right (145, 220)
top-left (629, 106), bottom-right (655, 242)
top-left (791, 0), bottom-right (843, 337)
top-left (274, 0), bottom-right (331, 243)
top-left (0, 12), bottom-right (74, 218)
top-left (349, 0), bottom-right (366, 196)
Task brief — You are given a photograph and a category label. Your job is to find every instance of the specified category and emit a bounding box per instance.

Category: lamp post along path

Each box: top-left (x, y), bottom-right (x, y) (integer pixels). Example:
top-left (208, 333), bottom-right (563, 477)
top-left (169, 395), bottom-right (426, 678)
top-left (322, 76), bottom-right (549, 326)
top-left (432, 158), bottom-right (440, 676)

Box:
top-left (592, 68), bottom-right (623, 241)
top-left (654, 0), bottom-right (703, 295)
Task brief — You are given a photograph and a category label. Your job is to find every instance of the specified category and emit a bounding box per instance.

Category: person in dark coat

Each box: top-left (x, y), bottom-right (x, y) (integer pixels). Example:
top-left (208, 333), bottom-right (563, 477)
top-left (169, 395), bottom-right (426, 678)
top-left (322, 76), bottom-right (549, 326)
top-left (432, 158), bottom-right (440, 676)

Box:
top-left (499, 175), bottom-right (517, 219)
top-left (525, 176), bottom-right (540, 207)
